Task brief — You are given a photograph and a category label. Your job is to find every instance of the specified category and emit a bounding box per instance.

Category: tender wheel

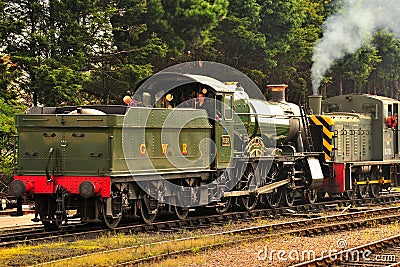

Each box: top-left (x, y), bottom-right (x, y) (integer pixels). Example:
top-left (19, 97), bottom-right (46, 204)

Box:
top-left (35, 196), bottom-right (64, 230)
top-left (102, 210), bottom-right (122, 228)
top-left (140, 196), bottom-right (158, 224)
top-left (40, 214), bottom-right (63, 230)
top-left (99, 199), bottom-right (122, 229)
top-left (283, 189), bottom-right (295, 207)
top-left (39, 207), bottom-right (66, 230)
top-left (174, 205), bottom-right (189, 220)
top-left (305, 189), bottom-right (317, 204)
top-left (215, 197), bottom-right (232, 215)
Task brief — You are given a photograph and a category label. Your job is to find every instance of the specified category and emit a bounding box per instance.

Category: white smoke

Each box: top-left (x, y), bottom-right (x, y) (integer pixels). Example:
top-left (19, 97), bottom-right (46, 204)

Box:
top-left (311, 0), bottom-right (400, 94)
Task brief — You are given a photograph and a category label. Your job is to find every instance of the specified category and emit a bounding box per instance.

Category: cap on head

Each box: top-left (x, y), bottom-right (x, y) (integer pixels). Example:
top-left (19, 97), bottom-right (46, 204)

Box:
top-left (123, 96), bottom-right (132, 105)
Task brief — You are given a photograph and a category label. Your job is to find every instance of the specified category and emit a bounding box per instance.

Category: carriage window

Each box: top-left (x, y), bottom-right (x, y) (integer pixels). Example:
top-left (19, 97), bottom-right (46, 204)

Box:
top-left (362, 103), bottom-right (378, 119)
top-left (323, 103), bottom-right (340, 112)
top-left (388, 104), bottom-right (393, 116)
top-left (224, 95), bottom-right (233, 120)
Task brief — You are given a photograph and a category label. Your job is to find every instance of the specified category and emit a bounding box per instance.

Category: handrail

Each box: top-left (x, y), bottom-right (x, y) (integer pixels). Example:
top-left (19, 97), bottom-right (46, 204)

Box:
top-left (45, 147), bottom-right (54, 182)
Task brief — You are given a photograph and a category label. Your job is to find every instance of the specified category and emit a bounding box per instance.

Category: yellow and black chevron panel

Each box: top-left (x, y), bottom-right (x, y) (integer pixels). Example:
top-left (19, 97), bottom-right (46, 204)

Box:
top-left (308, 115), bottom-right (334, 160)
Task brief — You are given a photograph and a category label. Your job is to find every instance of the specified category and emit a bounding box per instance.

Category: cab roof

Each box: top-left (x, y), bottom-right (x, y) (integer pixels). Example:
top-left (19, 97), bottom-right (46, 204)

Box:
top-left (136, 72), bottom-right (237, 94)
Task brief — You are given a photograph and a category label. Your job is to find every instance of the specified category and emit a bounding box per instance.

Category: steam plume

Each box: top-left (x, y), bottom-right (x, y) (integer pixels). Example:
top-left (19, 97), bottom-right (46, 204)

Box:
top-left (311, 0), bottom-right (400, 94)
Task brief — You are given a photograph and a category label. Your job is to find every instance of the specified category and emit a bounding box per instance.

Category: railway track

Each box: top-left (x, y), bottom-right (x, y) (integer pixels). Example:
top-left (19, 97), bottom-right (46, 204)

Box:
top-left (1, 193), bottom-right (400, 248)
top-left (19, 204), bottom-right (400, 266)
top-left (1, 193), bottom-right (400, 247)
top-left (0, 223), bottom-right (104, 247)
top-left (119, 208), bottom-right (400, 267)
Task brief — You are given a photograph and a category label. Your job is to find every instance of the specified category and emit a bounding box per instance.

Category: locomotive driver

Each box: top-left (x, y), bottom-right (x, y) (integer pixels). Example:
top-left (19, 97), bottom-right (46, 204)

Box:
top-left (196, 92), bottom-right (221, 122)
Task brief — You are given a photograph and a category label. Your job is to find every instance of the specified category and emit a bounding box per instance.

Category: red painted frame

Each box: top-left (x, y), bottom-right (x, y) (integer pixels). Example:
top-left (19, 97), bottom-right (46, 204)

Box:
top-left (319, 163), bottom-right (346, 193)
top-left (13, 176), bottom-right (111, 197)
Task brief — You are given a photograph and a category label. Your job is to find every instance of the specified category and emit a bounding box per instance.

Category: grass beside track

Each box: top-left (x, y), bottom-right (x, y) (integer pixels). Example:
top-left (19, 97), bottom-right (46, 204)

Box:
top-left (3, 220), bottom-right (400, 267)
top-left (0, 226), bottom-right (244, 266)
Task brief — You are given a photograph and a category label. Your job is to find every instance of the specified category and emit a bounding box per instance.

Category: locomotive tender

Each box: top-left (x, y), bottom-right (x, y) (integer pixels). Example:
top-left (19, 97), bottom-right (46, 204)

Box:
top-left (9, 72), bottom-right (400, 229)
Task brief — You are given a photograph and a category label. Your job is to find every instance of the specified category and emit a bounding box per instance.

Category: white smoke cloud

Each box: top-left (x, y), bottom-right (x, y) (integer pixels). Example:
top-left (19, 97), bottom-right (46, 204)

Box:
top-left (311, 0), bottom-right (400, 94)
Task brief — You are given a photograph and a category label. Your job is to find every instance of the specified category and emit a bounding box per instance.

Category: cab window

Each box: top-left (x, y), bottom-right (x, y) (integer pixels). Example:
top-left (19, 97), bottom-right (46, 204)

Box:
top-left (224, 95), bottom-right (233, 120)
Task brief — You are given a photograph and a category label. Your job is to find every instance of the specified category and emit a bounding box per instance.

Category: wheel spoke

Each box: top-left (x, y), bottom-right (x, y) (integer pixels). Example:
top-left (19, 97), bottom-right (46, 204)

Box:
top-left (264, 190), bottom-right (282, 208)
top-left (261, 163), bottom-right (282, 209)
top-left (283, 189), bottom-right (295, 207)
top-left (238, 164), bottom-right (259, 211)
top-left (241, 194), bottom-right (258, 211)
top-left (305, 189), bottom-right (317, 204)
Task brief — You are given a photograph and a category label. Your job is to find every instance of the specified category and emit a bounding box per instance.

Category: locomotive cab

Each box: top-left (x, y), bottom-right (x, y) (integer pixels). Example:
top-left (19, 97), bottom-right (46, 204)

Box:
top-left (134, 72), bottom-right (238, 170)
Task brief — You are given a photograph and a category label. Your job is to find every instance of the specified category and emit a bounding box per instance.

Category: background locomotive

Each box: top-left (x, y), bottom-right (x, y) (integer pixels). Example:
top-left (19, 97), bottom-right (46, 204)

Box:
top-left (9, 72), bottom-right (400, 229)
top-left (311, 94), bottom-right (400, 199)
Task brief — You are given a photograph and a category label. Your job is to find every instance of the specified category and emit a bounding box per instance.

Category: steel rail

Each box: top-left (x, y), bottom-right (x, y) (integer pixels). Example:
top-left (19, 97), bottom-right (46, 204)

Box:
top-left (1, 193), bottom-right (400, 247)
top-left (32, 206), bottom-right (400, 267)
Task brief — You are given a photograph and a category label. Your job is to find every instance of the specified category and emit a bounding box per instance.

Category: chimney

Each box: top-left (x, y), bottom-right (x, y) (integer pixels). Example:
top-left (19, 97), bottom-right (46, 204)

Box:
top-left (267, 84), bottom-right (288, 102)
top-left (308, 95), bottom-right (322, 115)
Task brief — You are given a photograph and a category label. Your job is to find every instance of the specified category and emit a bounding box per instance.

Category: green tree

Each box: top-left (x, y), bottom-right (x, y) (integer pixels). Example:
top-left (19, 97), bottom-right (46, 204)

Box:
top-left (2, 0), bottom-right (49, 105)
top-left (211, 0), bottom-right (267, 85)
top-left (2, 0), bottom-right (117, 105)
top-left (259, 0), bottom-right (330, 102)
top-left (145, 0), bottom-right (228, 63)
top-left (86, 0), bottom-right (168, 104)
top-left (371, 31), bottom-right (400, 98)
top-left (48, 0), bottom-right (118, 104)
top-left (0, 55), bottom-right (26, 179)
top-left (338, 46), bottom-right (380, 95)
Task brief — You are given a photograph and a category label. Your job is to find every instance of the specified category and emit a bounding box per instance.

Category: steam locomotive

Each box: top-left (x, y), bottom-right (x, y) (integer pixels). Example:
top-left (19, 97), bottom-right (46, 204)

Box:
top-left (9, 72), bottom-right (400, 229)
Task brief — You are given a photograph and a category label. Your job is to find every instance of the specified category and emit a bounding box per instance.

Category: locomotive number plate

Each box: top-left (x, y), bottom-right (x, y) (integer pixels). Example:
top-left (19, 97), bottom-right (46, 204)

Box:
top-left (221, 135), bottom-right (231, 146)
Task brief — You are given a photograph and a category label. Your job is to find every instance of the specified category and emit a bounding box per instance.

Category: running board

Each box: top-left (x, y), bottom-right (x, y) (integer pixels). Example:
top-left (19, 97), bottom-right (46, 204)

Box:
top-left (255, 178), bottom-right (291, 195)
top-left (223, 178), bottom-right (290, 198)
